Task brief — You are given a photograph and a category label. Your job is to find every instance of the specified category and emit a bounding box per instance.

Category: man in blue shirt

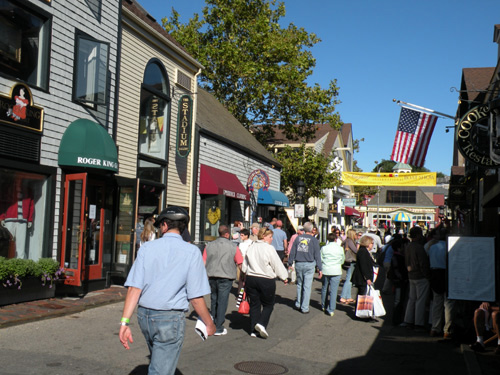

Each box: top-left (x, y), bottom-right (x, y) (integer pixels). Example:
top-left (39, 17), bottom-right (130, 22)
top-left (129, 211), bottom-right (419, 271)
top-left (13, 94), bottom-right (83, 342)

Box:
top-left (119, 207), bottom-right (215, 375)
top-left (271, 220), bottom-right (288, 261)
top-left (288, 221), bottom-right (322, 314)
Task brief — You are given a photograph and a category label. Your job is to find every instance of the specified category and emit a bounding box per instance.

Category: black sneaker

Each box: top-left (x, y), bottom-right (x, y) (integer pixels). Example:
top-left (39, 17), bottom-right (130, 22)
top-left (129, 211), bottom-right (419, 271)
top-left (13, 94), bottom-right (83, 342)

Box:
top-left (470, 342), bottom-right (486, 353)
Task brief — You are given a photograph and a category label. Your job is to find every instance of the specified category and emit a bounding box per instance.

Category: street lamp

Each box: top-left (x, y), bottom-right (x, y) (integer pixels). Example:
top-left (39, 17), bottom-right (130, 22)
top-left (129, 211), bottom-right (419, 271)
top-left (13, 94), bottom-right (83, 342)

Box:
top-left (296, 180), bottom-right (305, 197)
top-left (296, 180), bottom-right (306, 225)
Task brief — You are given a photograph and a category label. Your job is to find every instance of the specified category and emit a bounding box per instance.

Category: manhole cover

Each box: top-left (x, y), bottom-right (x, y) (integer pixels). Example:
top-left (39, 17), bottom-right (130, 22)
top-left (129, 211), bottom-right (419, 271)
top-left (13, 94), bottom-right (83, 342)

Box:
top-left (234, 361), bottom-right (288, 374)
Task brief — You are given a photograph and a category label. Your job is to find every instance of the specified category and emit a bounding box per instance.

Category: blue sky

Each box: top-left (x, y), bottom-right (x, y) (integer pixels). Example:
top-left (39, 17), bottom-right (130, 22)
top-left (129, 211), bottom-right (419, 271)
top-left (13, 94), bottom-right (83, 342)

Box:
top-left (138, 0), bottom-right (500, 174)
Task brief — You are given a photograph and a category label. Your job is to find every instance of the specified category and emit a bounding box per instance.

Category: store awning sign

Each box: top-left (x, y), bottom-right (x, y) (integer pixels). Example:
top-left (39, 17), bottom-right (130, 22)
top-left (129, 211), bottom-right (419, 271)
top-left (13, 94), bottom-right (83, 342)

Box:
top-left (176, 95), bottom-right (192, 157)
top-left (58, 119), bottom-right (118, 172)
top-left (0, 83), bottom-right (43, 133)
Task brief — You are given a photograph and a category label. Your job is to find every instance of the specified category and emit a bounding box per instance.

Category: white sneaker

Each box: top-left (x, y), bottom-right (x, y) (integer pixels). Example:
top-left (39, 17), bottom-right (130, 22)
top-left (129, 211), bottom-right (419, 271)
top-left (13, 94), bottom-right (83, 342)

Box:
top-left (250, 333), bottom-right (257, 338)
top-left (255, 324), bottom-right (268, 339)
top-left (214, 328), bottom-right (227, 336)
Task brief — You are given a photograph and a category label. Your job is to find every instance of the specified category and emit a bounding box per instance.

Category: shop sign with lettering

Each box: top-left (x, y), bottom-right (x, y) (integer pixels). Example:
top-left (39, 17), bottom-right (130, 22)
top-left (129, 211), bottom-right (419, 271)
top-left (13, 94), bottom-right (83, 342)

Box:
top-left (176, 95), bottom-right (192, 157)
top-left (0, 83), bottom-right (43, 133)
top-left (456, 104), bottom-right (500, 168)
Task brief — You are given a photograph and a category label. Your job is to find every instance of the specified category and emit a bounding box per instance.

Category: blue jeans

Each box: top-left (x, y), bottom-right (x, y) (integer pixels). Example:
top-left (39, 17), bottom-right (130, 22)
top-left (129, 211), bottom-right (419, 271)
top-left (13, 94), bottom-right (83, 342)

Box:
top-left (209, 277), bottom-right (233, 333)
top-left (137, 307), bottom-right (186, 375)
top-left (340, 263), bottom-right (355, 300)
top-left (321, 275), bottom-right (341, 314)
top-left (294, 262), bottom-right (316, 313)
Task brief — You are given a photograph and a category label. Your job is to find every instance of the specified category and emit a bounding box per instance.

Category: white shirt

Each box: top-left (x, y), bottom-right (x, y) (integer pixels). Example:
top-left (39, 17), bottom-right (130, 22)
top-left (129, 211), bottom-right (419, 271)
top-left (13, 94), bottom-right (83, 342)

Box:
top-left (242, 240), bottom-right (288, 280)
top-left (238, 239), bottom-right (253, 258)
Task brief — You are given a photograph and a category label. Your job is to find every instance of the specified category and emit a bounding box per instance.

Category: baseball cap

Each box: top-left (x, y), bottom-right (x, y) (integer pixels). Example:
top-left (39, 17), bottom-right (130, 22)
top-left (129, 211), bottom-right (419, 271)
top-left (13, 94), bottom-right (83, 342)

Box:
top-left (297, 225), bottom-right (304, 231)
top-left (369, 225), bottom-right (377, 232)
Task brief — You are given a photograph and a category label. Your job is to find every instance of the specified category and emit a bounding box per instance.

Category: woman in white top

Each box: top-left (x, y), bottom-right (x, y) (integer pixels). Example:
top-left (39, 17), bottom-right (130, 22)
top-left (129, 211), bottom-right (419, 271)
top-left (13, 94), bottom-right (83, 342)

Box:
top-left (242, 227), bottom-right (288, 339)
top-left (321, 232), bottom-right (345, 316)
top-left (140, 217), bottom-right (156, 246)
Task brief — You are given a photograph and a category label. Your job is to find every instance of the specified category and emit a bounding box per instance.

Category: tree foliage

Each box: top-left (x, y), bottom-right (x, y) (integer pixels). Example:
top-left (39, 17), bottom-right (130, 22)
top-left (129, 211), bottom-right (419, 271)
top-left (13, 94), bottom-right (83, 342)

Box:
top-left (275, 144), bottom-right (341, 205)
top-left (162, 0), bottom-right (342, 143)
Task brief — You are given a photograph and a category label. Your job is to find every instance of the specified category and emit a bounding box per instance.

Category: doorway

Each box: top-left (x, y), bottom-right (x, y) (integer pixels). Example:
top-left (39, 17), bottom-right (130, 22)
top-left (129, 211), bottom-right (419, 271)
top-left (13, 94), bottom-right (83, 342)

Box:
top-left (60, 173), bottom-right (112, 287)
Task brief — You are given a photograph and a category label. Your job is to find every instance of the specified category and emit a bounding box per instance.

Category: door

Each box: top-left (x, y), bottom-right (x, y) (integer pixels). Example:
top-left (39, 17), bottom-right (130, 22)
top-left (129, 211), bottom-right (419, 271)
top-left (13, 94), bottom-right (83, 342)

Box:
top-left (61, 173), bottom-right (87, 286)
top-left (61, 173), bottom-right (107, 286)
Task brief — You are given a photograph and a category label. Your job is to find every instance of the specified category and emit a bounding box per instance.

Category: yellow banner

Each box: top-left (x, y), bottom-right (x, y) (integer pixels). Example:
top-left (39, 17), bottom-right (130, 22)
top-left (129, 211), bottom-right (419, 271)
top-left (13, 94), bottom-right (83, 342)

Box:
top-left (342, 172), bottom-right (436, 186)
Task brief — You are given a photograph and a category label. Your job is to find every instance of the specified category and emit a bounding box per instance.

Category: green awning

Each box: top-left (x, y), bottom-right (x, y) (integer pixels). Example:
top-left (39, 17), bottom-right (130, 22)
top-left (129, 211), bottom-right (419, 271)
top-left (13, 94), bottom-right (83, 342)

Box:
top-left (58, 119), bottom-right (118, 172)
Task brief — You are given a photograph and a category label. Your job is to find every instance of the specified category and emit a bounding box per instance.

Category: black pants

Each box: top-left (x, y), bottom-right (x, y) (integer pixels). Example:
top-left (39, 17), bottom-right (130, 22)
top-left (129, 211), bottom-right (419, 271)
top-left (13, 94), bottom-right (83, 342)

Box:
top-left (245, 275), bottom-right (276, 331)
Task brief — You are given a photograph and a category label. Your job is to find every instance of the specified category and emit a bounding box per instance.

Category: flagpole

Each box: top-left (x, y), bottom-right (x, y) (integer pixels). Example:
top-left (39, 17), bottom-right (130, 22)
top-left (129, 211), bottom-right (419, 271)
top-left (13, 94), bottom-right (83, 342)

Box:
top-left (392, 99), bottom-right (455, 120)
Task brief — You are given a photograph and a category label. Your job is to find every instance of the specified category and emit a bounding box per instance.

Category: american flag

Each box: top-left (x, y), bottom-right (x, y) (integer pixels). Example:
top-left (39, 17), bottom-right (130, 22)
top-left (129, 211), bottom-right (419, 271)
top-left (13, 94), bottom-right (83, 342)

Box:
top-left (390, 107), bottom-right (437, 167)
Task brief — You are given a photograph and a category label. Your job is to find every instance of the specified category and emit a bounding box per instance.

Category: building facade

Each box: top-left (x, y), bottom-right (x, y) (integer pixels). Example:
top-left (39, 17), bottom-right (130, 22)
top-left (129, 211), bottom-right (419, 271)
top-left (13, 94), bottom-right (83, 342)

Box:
top-left (0, 0), bottom-right (120, 292)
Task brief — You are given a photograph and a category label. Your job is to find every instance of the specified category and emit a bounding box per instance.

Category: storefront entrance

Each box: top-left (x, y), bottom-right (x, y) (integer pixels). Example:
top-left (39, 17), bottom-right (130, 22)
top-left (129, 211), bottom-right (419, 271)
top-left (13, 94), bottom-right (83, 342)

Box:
top-left (60, 173), bottom-right (113, 288)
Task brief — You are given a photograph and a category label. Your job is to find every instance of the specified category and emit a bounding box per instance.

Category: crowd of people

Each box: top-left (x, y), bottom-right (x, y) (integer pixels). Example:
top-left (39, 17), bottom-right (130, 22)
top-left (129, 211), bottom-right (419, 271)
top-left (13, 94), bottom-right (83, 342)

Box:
top-left (119, 209), bottom-right (499, 375)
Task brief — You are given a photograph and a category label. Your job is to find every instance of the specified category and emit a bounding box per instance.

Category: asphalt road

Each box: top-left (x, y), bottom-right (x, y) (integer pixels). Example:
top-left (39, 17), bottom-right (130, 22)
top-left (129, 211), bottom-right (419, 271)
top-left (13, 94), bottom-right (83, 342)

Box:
top-left (0, 277), bottom-right (470, 375)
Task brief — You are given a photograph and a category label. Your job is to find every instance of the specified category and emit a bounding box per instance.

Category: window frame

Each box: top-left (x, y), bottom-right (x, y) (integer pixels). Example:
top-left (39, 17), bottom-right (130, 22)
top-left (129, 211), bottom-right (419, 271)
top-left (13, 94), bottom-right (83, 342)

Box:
top-left (72, 29), bottom-right (110, 107)
top-left (0, 0), bottom-right (52, 91)
top-left (386, 190), bottom-right (417, 204)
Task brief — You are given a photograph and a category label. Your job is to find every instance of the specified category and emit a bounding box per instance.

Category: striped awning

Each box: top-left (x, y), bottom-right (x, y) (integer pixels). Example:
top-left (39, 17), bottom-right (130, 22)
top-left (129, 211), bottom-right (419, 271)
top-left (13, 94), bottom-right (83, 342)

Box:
top-left (393, 212), bottom-right (411, 222)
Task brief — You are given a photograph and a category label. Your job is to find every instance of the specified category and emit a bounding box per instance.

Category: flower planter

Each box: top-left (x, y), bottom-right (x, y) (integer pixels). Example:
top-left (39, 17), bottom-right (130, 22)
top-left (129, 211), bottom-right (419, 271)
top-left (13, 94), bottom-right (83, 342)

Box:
top-left (0, 277), bottom-right (56, 306)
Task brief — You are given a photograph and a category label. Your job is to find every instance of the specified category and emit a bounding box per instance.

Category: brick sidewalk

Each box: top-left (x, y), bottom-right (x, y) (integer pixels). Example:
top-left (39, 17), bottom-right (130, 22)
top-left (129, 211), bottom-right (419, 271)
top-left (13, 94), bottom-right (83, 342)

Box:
top-left (0, 285), bottom-right (127, 329)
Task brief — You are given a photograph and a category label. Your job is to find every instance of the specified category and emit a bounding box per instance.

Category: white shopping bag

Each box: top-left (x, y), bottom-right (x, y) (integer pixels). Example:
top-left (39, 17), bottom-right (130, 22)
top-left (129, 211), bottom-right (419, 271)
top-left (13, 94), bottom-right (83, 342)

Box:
top-left (369, 285), bottom-right (386, 317)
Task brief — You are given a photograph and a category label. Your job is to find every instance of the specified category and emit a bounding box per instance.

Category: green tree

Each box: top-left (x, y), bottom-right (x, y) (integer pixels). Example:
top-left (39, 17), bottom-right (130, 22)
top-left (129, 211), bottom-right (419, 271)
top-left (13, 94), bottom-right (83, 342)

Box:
top-left (162, 0), bottom-right (342, 144)
top-left (275, 144), bottom-right (341, 206)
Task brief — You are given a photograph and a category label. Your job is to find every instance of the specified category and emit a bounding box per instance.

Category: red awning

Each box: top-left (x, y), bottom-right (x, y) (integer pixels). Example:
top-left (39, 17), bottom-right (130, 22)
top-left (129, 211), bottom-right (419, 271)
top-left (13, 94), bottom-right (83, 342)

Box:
top-left (344, 206), bottom-right (361, 217)
top-left (199, 164), bottom-right (249, 201)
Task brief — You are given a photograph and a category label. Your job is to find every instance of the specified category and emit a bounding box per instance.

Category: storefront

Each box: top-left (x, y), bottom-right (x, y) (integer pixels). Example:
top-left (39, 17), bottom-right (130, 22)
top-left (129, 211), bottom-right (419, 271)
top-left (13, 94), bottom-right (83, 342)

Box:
top-left (193, 89), bottom-right (282, 243)
top-left (57, 119), bottom-right (118, 292)
top-left (0, 84), bottom-right (56, 260)
top-left (198, 164), bottom-right (249, 241)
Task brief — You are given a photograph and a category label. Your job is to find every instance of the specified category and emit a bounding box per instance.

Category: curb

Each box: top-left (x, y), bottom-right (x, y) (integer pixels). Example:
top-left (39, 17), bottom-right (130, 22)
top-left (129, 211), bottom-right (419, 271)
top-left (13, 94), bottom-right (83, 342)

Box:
top-left (0, 289), bottom-right (126, 329)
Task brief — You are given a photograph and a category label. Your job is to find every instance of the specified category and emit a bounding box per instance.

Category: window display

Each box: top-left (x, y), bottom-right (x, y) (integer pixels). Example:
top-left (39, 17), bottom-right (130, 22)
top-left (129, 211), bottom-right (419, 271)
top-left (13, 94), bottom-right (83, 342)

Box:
top-left (0, 168), bottom-right (49, 260)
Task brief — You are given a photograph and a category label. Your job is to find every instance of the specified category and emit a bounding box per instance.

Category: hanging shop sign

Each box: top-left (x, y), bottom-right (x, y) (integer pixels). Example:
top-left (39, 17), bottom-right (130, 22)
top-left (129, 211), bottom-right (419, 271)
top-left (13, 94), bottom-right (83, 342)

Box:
top-left (456, 104), bottom-right (500, 168)
top-left (176, 95), bottom-right (192, 157)
top-left (247, 169), bottom-right (270, 191)
top-left (0, 83), bottom-right (43, 133)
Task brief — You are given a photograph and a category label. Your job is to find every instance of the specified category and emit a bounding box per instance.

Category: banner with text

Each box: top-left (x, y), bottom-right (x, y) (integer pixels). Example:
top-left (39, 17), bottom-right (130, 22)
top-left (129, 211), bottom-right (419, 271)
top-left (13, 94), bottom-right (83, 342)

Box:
top-left (341, 172), bottom-right (436, 186)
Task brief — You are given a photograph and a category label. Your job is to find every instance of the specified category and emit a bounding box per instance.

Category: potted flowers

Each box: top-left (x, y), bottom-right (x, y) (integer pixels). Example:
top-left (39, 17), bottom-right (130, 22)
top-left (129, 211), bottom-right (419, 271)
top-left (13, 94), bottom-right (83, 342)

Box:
top-left (0, 257), bottom-right (65, 306)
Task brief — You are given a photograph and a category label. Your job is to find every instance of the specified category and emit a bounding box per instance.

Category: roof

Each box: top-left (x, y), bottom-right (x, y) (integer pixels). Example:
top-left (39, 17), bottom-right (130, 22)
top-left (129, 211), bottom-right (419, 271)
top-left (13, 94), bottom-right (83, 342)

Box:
top-left (196, 88), bottom-right (280, 167)
top-left (123, 0), bottom-right (196, 62)
top-left (460, 67), bottom-right (495, 105)
top-left (366, 186), bottom-right (436, 208)
top-left (340, 123), bottom-right (352, 147)
top-left (269, 123), bottom-right (343, 157)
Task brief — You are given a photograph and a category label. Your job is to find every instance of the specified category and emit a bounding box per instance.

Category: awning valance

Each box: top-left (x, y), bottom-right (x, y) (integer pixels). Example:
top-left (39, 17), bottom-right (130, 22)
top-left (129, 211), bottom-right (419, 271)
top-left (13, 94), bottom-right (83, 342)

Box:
top-left (344, 206), bottom-right (361, 217)
top-left (257, 188), bottom-right (289, 207)
top-left (58, 119), bottom-right (118, 172)
top-left (393, 212), bottom-right (411, 222)
top-left (199, 164), bottom-right (249, 200)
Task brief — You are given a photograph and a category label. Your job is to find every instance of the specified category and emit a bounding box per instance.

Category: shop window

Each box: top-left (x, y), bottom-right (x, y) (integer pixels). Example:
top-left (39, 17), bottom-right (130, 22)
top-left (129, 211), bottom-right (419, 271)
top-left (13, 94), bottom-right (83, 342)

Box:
top-left (0, 168), bottom-right (50, 260)
top-left (138, 60), bottom-right (170, 159)
top-left (0, 1), bottom-right (50, 90)
top-left (73, 30), bottom-right (109, 106)
top-left (201, 198), bottom-right (224, 242)
top-left (137, 159), bottom-right (164, 184)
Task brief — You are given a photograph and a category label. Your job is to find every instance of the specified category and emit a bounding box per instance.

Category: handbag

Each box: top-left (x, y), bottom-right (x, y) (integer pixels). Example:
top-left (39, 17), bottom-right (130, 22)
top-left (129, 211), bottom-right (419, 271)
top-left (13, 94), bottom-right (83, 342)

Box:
top-left (238, 292), bottom-right (250, 314)
top-left (355, 290), bottom-right (374, 318)
top-left (369, 285), bottom-right (386, 317)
